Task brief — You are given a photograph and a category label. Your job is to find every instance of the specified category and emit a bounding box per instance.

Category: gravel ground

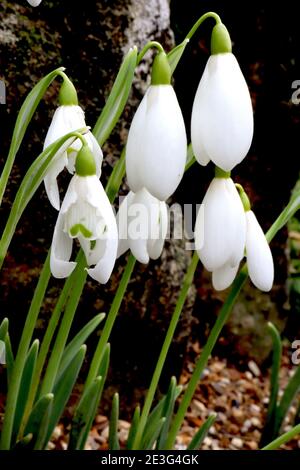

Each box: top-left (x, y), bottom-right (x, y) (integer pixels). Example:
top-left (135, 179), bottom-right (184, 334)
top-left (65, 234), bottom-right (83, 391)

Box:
top-left (48, 344), bottom-right (300, 451)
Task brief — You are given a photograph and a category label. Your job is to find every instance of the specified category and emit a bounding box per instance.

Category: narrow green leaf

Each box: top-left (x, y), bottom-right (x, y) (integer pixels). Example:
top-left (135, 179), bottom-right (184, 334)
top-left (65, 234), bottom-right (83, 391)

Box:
top-left (126, 406), bottom-right (141, 450)
top-left (260, 322), bottom-right (282, 445)
top-left (55, 313), bottom-right (106, 386)
top-left (93, 47), bottom-right (138, 146)
top-left (167, 39), bottom-right (189, 74)
top-left (275, 364), bottom-right (300, 436)
top-left (0, 67), bottom-right (65, 205)
top-left (157, 377), bottom-right (178, 449)
top-left (12, 340), bottom-right (39, 444)
top-left (68, 376), bottom-right (103, 450)
top-left (34, 397), bottom-right (54, 450)
top-left (261, 423), bottom-right (300, 450)
top-left (24, 393), bottom-right (54, 438)
top-left (185, 143), bottom-right (196, 172)
top-left (4, 333), bottom-right (14, 387)
top-left (187, 413), bottom-right (217, 450)
top-left (142, 418), bottom-right (166, 450)
top-left (0, 131), bottom-right (84, 269)
top-left (43, 345), bottom-right (86, 447)
top-left (109, 393), bottom-right (120, 450)
top-left (141, 385), bottom-right (181, 450)
top-left (0, 318), bottom-right (9, 340)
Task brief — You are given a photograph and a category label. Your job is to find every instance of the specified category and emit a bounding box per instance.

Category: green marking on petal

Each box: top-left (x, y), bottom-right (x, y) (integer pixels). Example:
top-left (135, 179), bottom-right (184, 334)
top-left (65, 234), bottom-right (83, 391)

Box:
top-left (90, 240), bottom-right (96, 250)
top-left (70, 223), bottom-right (93, 238)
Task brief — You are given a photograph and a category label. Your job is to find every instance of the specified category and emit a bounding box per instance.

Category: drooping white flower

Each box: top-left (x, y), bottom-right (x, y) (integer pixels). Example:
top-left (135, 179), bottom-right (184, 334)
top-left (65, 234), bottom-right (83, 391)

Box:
top-left (117, 188), bottom-right (168, 264)
top-left (44, 105), bottom-right (102, 210)
top-left (191, 53), bottom-right (253, 172)
top-left (27, 0), bottom-right (42, 6)
top-left (126, 84), bottom-right (187, 201)
top-left (245, 210), bottom-right (274, 292)
top-left (50, 146), bottom-right (118, 284)
top-left (195, 176), bottom-right (246, 273)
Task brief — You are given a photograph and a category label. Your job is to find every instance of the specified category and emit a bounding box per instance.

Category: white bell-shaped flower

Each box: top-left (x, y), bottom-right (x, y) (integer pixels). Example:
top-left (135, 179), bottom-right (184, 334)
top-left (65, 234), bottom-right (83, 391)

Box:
top-left (195, 175), bottom-right (246, 273)
top-left (27, 0), bottom-right (42, 6)
top-left (44, 104), bottom-right (103, 210)
top-left (117, 188), bottom-right (168, 264)
top-left (245, 210), bottom-right (274, 292)
top-left (191, 24), bottom-right (253, 172)
top-left (50, 146), bottom-right (118, 284)
top-left (126, 52), bottom-right (187, 201)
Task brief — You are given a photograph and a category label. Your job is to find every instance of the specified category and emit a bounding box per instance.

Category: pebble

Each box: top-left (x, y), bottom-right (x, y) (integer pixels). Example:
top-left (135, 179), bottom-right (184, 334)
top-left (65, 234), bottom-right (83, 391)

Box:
top-left (241, 419), bottom-right (252, 433)
top-left (193, 399), bottom-right (206, 413)
top-left (203, 436), bottom-right (213, 447)
top-left (251, 417), bottom-right (261, 428)
top-left (231, 437), bottom-right (243, 449)
top-left (249, 404), bottom-right (261, 415)
top-left (248, 360), bottom-right (261, 377)
top-left (247, 440), bottom-right (258, 450)
top-left (245, 371), bottom-right (253, 380)
top-left (262, 397), bottom-right (270, 405)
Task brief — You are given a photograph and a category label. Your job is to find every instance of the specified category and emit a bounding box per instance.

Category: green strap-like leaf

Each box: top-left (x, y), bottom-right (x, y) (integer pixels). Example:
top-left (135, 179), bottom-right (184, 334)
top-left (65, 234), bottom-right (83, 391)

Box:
top-left (0, 130), bottom-right (84, 269)
top-left (0, 318), bottom-right (9, 340)
top-left (126, 406), bottom-right (141, 450)
top-left (55, 313), bottom-right (105, 386)
top-left (24, 393), bottom-right (53, 438)
top-left (43, 345), bottom-right (86, 447)
top-left (93, 47), bottom-right (138, 146)
top-left (0, 67), bottom-right (65, 205)
top-left (33, 396), bottom-right (54, 450)
top-left (68, 376), bottom-right (103, 450)
top-left (156, 377), bottom-right (179, 449)
top-left (187, 413), bottom-right (217, 450)
top-left (142, 418), bottom-right (166, 450)
top-left (12, 340), bottom-right (39, 445)
top-left (260, 322), bottom-right (282, 445)
top-left (167, 39), bottom-right (189, 74)
top-left (109, 393), bottom-right (120, 450)
top-left (4, 333), bottom-right (14, 388)
top-left (275, 364), bottom-right (300, 436)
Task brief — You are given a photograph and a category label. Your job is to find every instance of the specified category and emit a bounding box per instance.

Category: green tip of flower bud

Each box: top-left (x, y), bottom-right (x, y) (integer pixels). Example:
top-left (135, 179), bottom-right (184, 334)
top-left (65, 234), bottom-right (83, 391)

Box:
top-left (235, 184), bottom-right (251, 212)
top-left (75, 144), bottom-right (96, 176)
top-left (151, 52), bottom-right (171, 85)
top-left (211, 23), bottom-right (232, 55)
top-left (215, 166), bottom-right (231, 179)
top-left (59, 77), bottom-right (78, 106)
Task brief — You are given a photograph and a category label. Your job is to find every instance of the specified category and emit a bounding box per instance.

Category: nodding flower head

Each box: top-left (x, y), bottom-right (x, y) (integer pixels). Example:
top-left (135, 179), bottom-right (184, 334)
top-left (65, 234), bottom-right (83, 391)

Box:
top-left (191, 24), bottom-right (253, 172)
top-left (43, 104), bottom-right (102, 210)
top-left (117, 188), bottom-right (168, 264)
top-left (50, 144), bottom-right (118, 284)
top-left (126, 54), bottom-right (187, 201)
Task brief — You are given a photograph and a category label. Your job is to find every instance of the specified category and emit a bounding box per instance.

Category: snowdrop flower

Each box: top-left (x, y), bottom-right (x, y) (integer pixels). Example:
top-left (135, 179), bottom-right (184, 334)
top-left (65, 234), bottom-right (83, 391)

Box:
top-left (195, 171), bottom-right (246, 288)
top-left (126, 52), bottom-right (187, 201)
top-left (195, 174), bottom-right (274, 292)
top-left (50, 144), bottom-right (118, 284)
top-left (44, 78), bottom-right (102, 210)
top-left (27, 0), bottom-right (42, 6)
top-left (191, 23), bottom-right (253, 171)
top-left (245, 209), bottom-right (274, 292)
top-left (117, 188), bottom-right (168, 264)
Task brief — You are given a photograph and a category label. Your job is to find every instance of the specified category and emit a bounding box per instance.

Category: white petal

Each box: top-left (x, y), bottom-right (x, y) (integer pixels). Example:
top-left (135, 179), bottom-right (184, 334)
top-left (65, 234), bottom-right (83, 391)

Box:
top-left (227, 179), bottom-right (246, 267)
top-left (126, 85), bottom-right (187, 200)
top-left (246, 211), bottom-right (274, 292)
top-left (50, 211), bottom-right (76, 278)
top-left (116, 192), bottom-right (135, 258)
top-left (212, 263), bottom-right (239, 291)
top-left (86, 181), bottom-right (118, 284)
top-left (196, 178), bottom-right (240, 271)
top-left (27, 0), bottom-right (42, 6)
top-left (191, 53), bottom-right (253, 171)
top-left (44, 105), bottom-right (86, 151)
top-left (44, 152), bottom-right (68, 210)
top-left (147, 201), bottom-right (168, 259)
